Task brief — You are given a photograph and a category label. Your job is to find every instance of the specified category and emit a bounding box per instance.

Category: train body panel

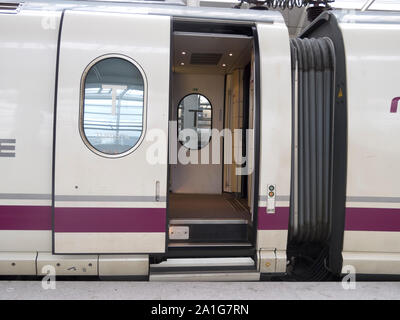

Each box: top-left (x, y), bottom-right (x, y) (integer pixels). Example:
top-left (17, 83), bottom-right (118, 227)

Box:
top-left (339, 19), bottom-right (400, 274)
top-left (0, 9), bottom-right (60, 253)
top-left (53, 10), bottom-right (170, 254)
top-left (256, 22), bottom-right (291, 273)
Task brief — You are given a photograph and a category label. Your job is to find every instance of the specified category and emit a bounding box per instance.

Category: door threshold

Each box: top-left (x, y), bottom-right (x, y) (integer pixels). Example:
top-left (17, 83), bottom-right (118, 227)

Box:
top-left (151, 256), bottom-right (256, 273)
top-left (168, 242), bottom-right (252, 247)
top-left (170, 219), bottom-right (248, 225)
top-left (152, 256), bottom-right (255, 267)
top-left (166, 243), bottom-right (256, 259)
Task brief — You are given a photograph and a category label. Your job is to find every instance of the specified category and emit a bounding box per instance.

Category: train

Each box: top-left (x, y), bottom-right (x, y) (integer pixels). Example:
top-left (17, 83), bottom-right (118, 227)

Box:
top-left (0, 0), bottom-right (399, 281)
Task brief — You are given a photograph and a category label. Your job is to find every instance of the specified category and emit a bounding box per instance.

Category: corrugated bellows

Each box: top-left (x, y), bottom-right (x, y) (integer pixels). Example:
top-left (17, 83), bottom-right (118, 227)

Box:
top-left (289, 37), bottom-right (336, 245)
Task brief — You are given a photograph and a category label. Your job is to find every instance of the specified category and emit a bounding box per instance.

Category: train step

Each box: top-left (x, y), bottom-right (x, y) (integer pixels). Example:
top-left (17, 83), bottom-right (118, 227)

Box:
top-left (149, 271), bottom-right (260, 281)
top-left (169, 219), bottom-right (249, 243)
top-left (166, 243), bottom-right (256, 258)
top-left (149, 257), bottom-right (258, 281)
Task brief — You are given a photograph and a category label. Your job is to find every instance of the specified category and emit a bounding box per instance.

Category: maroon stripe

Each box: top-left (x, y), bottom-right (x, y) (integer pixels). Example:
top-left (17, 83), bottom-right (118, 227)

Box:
top-left (54, 207), bottom-right (166, 232)
top-left (391, 97), bottom-right (400, 113)
top-left (5, 204), bottom-right (398, 233)
top-left (345, 207), bottom-right (400, 232)
top-left (257, 207), bottom-right (289, 230)
top-left (0, 205), bottom-right (52, 230)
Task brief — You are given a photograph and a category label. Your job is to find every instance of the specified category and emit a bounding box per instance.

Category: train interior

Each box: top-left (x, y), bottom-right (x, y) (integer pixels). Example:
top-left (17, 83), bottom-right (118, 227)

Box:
top-left (167, 22), bottom-right (256, 248)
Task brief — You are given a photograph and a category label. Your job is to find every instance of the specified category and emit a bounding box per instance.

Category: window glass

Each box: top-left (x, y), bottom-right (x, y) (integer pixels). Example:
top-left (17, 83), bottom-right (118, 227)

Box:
top-left (177, 94), bottom-right (212, 150)
top-left (82, 57), bottom-right (145, 155)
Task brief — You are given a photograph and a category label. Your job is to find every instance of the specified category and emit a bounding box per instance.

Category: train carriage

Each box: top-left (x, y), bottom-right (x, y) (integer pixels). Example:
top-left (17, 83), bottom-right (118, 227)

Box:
top-left (0, 0), bottom-right (399, 280)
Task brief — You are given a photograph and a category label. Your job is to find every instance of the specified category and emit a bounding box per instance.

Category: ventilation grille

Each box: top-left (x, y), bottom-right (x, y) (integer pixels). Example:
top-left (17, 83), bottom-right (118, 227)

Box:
top-left (190, 53), bottom-right (222, 65)
top-left (0, 2), bottom-right (22, 13)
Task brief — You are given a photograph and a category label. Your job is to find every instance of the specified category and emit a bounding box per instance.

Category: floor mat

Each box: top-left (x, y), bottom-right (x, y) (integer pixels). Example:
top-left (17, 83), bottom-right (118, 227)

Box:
top-left (169, 193), bottom-right (250, 221)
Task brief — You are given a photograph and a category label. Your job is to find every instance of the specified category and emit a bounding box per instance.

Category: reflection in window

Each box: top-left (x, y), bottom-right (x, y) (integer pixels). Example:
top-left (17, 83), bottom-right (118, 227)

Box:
top-left (177, 94), bottom-right (212, 150)
top-left (82, 57), bottom-right (145, 155)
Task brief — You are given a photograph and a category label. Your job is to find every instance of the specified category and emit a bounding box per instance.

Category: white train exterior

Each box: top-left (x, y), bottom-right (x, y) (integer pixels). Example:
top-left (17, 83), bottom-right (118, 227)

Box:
top-left (0, 1), bottom-right (399, 280)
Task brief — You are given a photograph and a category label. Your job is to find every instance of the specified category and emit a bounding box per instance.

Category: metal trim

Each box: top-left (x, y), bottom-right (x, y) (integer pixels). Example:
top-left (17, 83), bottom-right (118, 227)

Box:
top-left (168, 242), bottom-right (252, 247)
top-left (55, 195), bottom-right (166, 202)
top-left (0, 193), bottom-right (52, 200)
top-left (150, 257), bottom-right (255, 268)
top-left (5, 194), bottom-right (399, 204)
top-left (173, 31), bottom-right (253, 39)
top-left (346, 196), bottom-right (400, 203)
top-left (169, 219), bottom-right (248, 225)
top-left (149, 271), bottom-right (260, 281)
top-left (0, 193), bottom-right (167, 202)
top-left (259, 195), bottom-right (290, 202)
top-left (21, 1), bottom-right (284, 23)
top-left (333, 10), bottom-right (400, 24)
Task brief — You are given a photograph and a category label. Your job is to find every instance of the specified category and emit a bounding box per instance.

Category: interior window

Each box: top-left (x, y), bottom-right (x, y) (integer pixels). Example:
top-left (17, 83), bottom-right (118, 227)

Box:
top-left (177, 93), bottom-right (212, 150)
top-left (81, 56), bottom-right (145, 156)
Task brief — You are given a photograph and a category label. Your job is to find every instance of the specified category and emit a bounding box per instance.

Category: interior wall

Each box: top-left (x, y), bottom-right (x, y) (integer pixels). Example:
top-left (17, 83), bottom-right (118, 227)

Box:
top-left (222, 53), bottom-right (254, 212)
top-left (223, 69), bottom-right (244, 194)
top-left (170, 73), bottom-right (225, 194)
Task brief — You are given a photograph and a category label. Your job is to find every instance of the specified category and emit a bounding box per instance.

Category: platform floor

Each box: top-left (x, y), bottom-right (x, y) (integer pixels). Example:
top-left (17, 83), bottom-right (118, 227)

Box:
top-left (1, 281), bottom-right (400, 300)
top-left (169, 193), bottom-right (250, 221)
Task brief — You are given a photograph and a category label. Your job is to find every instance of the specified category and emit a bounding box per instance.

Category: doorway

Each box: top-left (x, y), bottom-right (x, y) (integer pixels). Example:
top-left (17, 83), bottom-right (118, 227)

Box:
top-left (168, 21), bottom-right (257, 248)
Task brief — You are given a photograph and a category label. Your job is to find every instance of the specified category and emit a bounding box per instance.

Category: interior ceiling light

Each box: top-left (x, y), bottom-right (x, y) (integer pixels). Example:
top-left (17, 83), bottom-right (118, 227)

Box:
top-left (180, 62), bottom-right (185, 66)
top-left (182, 51), bottom-right (186, 55)
top-left (229, 53), bottom-right (233, 56)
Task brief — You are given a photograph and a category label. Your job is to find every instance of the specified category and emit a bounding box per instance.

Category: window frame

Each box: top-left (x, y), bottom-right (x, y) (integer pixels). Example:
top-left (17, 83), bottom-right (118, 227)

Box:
top-left (79, 53), bottom-right (148, 158)
top-left (176, 92), bottom-right (213, 151)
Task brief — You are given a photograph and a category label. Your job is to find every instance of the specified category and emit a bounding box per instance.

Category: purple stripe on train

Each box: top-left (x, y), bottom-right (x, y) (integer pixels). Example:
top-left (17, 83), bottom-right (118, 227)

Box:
top-left (54, 207), bottom-right (166, 233)
top-left (345, 207), bottom-right (400, 232)
top-left (391, 97), bottom-right (400, 113)
top-left (257, 207), bottom-right (400, 232)
top-left (0, 205), bottom-right (52, 230)
top-left (0, 206), bottom-right (166, 232)
top-left (2, 205), bottom-right (399, 232)
top-left (257, 207), bottom-right (290, 230)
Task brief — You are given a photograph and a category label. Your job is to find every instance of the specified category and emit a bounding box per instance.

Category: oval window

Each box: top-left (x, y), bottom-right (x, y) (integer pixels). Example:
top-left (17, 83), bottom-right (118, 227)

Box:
top-left (177, 94), bottom-right (212, 150)
top-left (80, 56), bottom-right (146, 156)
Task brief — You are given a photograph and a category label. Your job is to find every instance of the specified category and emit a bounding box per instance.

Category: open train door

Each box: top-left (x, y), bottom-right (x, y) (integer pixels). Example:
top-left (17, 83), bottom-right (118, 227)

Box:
top-left (52, 10), bottom-right (170, 254)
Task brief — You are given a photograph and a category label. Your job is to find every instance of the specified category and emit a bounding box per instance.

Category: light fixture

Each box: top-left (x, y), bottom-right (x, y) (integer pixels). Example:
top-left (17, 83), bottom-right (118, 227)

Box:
top-left (180, 62), bottom-right (185, 66)
top-left (229, 53), bottom-right (233, 56)
top-left (182, 51), bottom-right (186, 55)
top-left (222, 63), bottom-right (226, 67)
